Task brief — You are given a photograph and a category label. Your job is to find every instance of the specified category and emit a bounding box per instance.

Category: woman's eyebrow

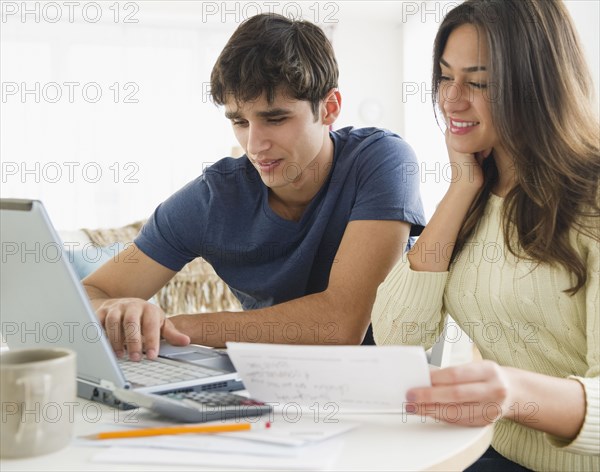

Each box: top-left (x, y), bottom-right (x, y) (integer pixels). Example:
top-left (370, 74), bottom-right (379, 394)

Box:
top-left (440, 57), bottom-right (487, 73)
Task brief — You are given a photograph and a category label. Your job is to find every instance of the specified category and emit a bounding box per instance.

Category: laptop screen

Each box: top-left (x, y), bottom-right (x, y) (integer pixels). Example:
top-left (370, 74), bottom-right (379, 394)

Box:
top-left (0, 199), bottom-right (127, 387)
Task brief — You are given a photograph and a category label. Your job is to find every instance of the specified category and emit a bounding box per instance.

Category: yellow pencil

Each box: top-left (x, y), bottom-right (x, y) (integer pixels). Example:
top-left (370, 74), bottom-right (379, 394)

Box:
top-left (88, 421), bottom-right (271, 440)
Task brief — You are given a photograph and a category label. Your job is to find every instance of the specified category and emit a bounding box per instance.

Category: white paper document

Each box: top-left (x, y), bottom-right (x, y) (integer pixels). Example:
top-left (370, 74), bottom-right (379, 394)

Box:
top-left (92, 438), bottom-right (344, 470)
top-left (226, 343), bottom-right (431, 412)
top-left (84, 414), bottom-right (355, 469)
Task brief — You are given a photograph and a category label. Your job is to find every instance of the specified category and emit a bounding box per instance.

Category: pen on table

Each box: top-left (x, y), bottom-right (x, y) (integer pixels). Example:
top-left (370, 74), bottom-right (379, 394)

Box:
top-left (84, 421), bottom-right (272, 440)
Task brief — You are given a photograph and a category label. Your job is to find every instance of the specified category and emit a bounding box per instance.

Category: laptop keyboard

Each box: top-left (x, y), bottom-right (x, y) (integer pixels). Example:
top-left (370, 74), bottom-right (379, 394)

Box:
top-left (118, 357), bottom-right (222, 387)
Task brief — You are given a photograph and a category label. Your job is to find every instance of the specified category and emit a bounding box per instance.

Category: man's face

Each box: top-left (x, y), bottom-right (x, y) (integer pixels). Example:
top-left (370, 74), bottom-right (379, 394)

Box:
top-left (224, 91), bottom-right (332, 192)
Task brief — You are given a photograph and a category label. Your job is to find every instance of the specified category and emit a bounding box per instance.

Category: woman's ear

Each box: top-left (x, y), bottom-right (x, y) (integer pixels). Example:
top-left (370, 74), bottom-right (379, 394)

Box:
top-left (322, 89), bottom-right (342, 126)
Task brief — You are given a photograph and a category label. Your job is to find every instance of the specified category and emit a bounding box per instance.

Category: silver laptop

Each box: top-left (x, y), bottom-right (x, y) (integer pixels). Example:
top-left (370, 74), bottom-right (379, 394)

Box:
top-left (0, 199), bottom-right (243, 407)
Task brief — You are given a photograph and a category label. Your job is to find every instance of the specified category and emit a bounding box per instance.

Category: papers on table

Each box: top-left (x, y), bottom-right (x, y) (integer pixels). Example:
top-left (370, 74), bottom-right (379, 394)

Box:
top-left (91, 440), bottom-right (345, 470)
top-left (78, 418), bottom-right (357, 449)
top-left (82, 418), bottom-right (355, 470)
top-left (226, 343), bottom-right (431, 412)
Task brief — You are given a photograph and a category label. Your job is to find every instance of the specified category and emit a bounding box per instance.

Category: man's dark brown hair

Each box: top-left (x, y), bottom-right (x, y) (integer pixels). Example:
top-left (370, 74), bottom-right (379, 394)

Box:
top-left (210, 13), bottom-right (338, 118)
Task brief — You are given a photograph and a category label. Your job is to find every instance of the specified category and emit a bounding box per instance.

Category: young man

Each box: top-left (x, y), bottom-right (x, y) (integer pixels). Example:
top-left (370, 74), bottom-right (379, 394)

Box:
top-left (83, 13), bottom-right (425, 360)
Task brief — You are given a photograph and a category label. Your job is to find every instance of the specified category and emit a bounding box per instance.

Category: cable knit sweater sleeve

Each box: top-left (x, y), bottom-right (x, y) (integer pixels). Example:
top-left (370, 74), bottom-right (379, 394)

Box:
top-left (371, 253), bottom-right (448, 349)
top-left (545, 230), bottom-right (600, 456)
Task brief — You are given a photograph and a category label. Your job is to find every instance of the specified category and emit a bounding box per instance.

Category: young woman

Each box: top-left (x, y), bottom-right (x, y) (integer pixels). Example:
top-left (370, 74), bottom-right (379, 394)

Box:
top-left (372, 1), bottom-right (599, 470)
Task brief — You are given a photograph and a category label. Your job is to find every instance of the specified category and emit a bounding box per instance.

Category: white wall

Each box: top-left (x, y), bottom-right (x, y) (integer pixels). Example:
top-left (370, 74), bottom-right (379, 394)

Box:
top-left (1, 1), bottom-right (598, 229)
top-left (1, 4), bottom-right (237, 228)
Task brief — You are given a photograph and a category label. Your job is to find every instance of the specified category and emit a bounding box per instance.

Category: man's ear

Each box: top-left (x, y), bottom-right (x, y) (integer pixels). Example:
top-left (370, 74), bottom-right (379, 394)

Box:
top-left (322, 89), bottom-right (341, 126)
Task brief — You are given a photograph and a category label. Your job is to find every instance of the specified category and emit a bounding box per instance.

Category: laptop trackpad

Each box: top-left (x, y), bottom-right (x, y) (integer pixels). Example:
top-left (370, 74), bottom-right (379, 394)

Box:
top-left (167, 351), bottom-right (218, 362)
top-left (169, 353), bottom-right (236, 372)
top-left (158, 342), bottom-right (236, 372)
top-left (159, 341), bottom-right (217, 359)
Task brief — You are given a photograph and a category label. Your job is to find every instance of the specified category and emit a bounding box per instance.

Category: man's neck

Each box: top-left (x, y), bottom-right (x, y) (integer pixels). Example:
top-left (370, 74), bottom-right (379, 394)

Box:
top-left (268, 132), bottom-right (334, 221)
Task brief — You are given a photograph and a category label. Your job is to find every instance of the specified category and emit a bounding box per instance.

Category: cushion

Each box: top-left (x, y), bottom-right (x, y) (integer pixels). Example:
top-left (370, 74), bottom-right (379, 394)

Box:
top-left (80, 221), bottom-right (242, 315)
top-left (68, 242), bottom-right (126, 279)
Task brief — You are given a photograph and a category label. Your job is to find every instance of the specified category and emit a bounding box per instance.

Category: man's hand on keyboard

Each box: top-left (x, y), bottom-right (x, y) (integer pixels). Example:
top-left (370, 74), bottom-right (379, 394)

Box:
top-left (96, 298), bottom-right (190, 361)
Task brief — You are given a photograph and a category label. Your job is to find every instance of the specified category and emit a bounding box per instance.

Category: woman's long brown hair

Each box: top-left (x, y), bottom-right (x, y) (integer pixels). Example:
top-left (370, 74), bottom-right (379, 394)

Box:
top-left (432, 0), bottom-right (600, 294)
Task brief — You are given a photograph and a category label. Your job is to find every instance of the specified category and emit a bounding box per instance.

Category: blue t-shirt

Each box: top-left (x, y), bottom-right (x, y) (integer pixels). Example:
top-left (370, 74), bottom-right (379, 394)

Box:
top-left (135, 127), bottom-right (425, 310)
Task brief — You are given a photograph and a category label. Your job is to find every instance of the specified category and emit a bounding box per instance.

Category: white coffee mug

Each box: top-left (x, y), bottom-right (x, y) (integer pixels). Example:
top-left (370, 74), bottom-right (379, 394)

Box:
top-left (0, 348), bottom-right (77, 458)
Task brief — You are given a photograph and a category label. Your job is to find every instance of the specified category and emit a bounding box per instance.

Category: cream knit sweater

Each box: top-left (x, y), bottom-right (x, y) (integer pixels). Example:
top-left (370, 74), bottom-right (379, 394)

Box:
top-left (372, 194), bottom-right (599, 471)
